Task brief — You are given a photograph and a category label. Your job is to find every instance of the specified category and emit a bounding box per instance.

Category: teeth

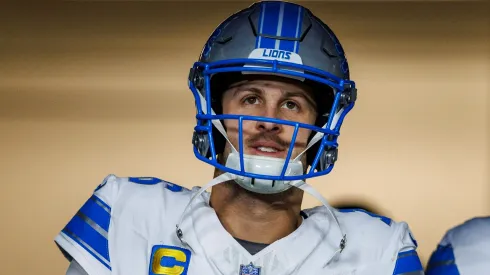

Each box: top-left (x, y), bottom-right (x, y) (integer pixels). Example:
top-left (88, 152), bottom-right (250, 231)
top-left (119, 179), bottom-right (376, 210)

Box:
top-left (257, 146), bottom-right (278, 153)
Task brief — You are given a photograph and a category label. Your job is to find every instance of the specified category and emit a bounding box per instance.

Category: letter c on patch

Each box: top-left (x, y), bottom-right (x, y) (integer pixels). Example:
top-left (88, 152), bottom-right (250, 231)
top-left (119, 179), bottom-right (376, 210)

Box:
top-left (149, 245), bottom-right (191, 275)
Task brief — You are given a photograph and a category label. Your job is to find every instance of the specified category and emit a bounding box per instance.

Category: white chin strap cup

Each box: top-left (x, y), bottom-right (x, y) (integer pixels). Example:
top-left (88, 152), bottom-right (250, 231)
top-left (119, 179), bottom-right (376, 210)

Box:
top-left (225, 152), bottom-right (304, 194)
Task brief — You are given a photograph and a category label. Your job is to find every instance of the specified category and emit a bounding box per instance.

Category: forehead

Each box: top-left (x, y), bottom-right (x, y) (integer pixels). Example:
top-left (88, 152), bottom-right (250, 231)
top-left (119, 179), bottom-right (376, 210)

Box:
top-left (226, 75), bottom-right (313, 95)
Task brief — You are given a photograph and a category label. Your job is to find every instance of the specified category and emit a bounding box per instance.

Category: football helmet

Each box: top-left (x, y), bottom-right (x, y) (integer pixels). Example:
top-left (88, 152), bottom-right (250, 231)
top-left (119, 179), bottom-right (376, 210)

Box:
top-left (188, 0), bottom-right (357, 194)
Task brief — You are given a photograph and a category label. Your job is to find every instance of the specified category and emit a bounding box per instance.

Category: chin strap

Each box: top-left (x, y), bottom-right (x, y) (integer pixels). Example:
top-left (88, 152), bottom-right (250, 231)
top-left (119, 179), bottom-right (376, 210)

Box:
top-left (175, 173), bottom-right (347, 266)
top-left (175, 172), bottom-right (237, 252)
top-left (290, 181), bottom-right (347, 266)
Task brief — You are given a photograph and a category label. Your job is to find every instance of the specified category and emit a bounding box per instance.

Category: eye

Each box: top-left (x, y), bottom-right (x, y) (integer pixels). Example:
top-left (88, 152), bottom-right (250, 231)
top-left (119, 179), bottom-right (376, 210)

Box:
top-left (282, 101), bottom-right (299, 111)
top-left (243, 96), bottom-right (259, 105)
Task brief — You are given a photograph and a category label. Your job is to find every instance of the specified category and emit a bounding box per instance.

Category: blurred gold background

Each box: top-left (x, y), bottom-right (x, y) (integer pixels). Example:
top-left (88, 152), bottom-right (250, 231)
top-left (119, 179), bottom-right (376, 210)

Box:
top-left (0, 1), bottom-right (488, 274)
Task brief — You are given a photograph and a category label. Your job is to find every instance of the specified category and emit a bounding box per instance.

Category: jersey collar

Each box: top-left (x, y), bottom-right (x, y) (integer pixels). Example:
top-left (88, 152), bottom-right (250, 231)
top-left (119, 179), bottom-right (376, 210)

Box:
top-left (181, 190), bottom-right (343, 274)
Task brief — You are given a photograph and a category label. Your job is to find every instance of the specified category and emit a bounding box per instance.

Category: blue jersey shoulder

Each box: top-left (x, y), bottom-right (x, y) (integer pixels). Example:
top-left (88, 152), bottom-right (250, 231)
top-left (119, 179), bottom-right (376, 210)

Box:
top-left (56, 174), bottom-right (188, 272)
top-left (337, 207), bottom-right (393, 226)
top-left (128, 176), bottom-right (184, 192)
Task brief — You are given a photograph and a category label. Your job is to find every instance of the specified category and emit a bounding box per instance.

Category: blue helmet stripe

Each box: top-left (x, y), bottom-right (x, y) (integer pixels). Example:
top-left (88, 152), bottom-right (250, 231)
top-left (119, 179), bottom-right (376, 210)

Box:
top-left (293, 6), bottom-right (304, 53)
top-left (273, 2), bottom-right (286, 50)
top-left (255, 2), bottom-right (304, 52)
top-left (255, 3), bottom-right (265, 48)
top-left (256, 1), bottom-right (280, 49)
top-left (280, 3), bottom-right (302, 52)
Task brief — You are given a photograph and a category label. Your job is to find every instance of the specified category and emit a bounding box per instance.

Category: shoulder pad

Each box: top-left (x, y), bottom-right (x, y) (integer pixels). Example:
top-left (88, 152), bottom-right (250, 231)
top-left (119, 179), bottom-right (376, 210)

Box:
top-left (337, 207), bottom-right (393, 226)
top-left (337, 207), bottom-right (421, 272)
top-left (427, 216), bottom-right (490, 275)
top-left (128, 177), bottom-right (162, 185)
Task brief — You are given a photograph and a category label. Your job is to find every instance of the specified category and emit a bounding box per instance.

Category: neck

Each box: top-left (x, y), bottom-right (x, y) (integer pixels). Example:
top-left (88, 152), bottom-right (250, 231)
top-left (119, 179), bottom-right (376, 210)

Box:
top-left (209, 170), bottom-right (304, 244)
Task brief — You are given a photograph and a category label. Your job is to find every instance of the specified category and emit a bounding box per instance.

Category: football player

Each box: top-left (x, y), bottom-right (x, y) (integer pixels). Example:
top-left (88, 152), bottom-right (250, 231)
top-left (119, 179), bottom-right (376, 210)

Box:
top-left (55, 1), bottom-right (424, 274)
top-left (426, 216), bottom-right (490, 275)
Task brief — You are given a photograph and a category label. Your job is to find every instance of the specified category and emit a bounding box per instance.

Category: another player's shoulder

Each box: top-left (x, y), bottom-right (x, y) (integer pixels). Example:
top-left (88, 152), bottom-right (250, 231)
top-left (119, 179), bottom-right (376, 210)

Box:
top-left (427, 216), bottom-right (490, 275)
top-left (442, 216), bottom-right (490, 245)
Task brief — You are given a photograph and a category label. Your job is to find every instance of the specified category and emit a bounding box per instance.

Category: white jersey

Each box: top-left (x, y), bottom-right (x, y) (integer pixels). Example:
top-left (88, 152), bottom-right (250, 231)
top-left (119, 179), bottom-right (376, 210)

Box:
top-left (55, 175), bottom-right (424, 275)
top-left (426, 216), bottom-right (490, 275)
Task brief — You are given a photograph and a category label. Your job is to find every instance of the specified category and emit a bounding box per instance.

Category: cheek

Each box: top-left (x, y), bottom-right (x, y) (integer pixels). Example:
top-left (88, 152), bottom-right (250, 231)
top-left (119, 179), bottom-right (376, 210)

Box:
top-left (221, 100), bottom-right (255, 134)
top-left (222, 119), bottom-right (255, 151)
top-left (293, 113), bottom-right (317, 147)
top-left (293, 129), bottom-right (312, 149)
top-left (223, 119), bottom-right (255, 135)
top-left (221, 100), bottom-right (239, 144)
top-left (281, 125), bottom-right (312, 147)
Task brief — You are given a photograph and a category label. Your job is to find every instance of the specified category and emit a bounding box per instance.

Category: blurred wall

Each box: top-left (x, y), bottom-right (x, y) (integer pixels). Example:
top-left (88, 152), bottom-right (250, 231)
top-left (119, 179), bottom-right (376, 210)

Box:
top-left (0, 1), bottom-right (488, 274)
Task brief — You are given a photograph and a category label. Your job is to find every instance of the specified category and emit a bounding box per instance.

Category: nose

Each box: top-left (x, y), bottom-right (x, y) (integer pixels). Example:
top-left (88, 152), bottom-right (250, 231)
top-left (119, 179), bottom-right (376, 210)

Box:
top-left (256, 121), bottom-right (282, 132)
top-left (255, 107), bottom-right (282, 133)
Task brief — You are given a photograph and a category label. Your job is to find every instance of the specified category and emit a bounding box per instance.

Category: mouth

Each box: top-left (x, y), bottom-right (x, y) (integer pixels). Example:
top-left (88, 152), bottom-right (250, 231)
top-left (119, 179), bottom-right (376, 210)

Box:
top-left (248, 141), bottom-right (287, 158)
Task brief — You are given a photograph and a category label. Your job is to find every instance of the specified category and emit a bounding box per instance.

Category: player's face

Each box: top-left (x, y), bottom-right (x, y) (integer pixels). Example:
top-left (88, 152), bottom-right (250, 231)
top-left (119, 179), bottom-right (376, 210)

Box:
top-left (221, 77), bottom-right (317, 165)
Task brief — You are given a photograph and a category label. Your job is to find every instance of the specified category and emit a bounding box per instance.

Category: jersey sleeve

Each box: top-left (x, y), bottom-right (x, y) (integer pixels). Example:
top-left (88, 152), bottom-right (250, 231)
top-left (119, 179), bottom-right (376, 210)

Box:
top-left (426, 217), bottom-right (490, 275)
top-left (391, 222), bottom-right (425, 275)
top-left (426, 221), bottom-right (464, 275)
top-left (55, 174), bottom-right (121, 275)
top-left (425, 242), bottom-right (459, 275)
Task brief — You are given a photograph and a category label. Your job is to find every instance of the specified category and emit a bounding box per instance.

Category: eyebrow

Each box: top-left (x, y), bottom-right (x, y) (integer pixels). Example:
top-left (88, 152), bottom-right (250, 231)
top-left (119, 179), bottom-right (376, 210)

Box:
top-left (232, 85), bottom-right (259, 97)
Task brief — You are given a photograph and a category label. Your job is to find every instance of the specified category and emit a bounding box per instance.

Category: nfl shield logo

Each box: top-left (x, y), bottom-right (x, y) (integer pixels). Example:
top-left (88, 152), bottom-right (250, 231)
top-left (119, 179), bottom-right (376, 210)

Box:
top-left (239, 262), bottom-right (261, 275)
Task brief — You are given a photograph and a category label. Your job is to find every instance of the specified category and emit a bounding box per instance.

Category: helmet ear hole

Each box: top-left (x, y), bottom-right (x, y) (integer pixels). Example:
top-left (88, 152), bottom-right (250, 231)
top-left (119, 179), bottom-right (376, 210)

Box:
top-left (306, 142), bottom-right (338, 171)
top-left (192, 126), bottom-right (226, 160)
